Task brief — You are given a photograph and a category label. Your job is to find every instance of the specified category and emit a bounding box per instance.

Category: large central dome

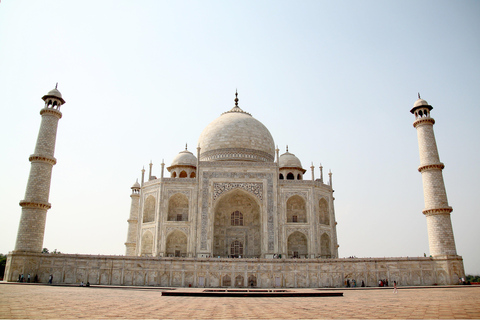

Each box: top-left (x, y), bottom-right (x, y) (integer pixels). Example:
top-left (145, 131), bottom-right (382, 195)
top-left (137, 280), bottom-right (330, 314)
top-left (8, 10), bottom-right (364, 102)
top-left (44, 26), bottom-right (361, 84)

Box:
top-left (198, 93), bottom-right (275, 162)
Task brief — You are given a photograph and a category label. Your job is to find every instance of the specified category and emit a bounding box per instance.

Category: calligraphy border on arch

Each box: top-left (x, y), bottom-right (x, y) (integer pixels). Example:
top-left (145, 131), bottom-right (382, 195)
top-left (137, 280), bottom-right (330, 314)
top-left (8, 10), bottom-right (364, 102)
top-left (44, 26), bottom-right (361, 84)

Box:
top-left (213, 182), bottom-right (263, 202)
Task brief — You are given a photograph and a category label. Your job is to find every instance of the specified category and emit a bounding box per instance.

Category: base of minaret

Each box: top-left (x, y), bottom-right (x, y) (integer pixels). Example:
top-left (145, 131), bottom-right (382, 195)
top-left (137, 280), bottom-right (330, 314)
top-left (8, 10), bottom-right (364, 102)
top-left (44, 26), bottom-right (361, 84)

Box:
top-left (424, 207), bottom-right (457, 256)
top-left (14, 204), bottom-right (49, 252)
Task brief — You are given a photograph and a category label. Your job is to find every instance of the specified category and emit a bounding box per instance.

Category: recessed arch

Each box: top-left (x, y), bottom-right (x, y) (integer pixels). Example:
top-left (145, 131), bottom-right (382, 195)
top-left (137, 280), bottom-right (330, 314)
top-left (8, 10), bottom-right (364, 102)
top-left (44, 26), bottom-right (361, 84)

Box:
top-left (166, 230), bottom-right (187, 257)
top-left (179, 170), bottom-right (187, 178)
top-left (321, 233), bottom-right (332, 258)
top-left (279, 173), bottom-right (284, 180)
top-left (286, 172), bottom-right (295, 180)
top-left (235, 275), bottom-right (244, 287)
top-left (287, 195), bottom-right (306, 223)
top-left (190, 172), bottom-right (196, 178)
top-left (248, 275), bottom-right (257, 287)
top-left (172, 171), bottom-right (177, 178)
top-left (141, 231), bottom-right (154, 256)
top-left (213, 188), bottom-right (261, 258)
top-left (319, 198), bottom-right (329, 225)
top-left (168, 193), bottom-right (189, 221)
top-left (143, 196), bottom-right (155, 223)
top-left (222, 275), bottom-right (231, 287)
top-left (287, 231), bottom-right (308, 258)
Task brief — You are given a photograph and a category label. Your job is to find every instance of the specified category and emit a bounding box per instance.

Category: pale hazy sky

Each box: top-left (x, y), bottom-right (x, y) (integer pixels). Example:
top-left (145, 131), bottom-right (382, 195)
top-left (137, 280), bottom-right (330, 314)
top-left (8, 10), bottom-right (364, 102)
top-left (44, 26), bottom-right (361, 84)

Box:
top-left (1, 1), bottom-right (479, 274)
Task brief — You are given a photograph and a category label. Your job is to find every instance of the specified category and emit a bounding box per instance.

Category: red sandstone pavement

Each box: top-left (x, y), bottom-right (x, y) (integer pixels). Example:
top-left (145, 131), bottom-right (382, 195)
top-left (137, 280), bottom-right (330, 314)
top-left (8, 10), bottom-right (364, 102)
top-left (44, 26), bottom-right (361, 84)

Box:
top-left (1, 283), bottom-right (479, 319)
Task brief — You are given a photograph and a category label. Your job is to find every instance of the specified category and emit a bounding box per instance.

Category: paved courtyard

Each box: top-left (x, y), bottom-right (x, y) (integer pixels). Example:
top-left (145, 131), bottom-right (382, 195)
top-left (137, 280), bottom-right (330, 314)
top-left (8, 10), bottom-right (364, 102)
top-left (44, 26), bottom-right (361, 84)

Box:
top-left (1, 283), bottom-right (479, 319)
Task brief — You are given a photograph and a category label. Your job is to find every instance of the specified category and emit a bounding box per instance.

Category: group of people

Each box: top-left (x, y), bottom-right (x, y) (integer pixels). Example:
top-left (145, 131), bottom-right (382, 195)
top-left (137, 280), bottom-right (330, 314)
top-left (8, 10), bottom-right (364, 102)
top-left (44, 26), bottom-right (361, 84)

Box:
top-left (344, 279), bottom-right (365, 287)
top-left (379, 279), bottom-right (389, 287)
top-left (17, 273), bottom-right (38, 283)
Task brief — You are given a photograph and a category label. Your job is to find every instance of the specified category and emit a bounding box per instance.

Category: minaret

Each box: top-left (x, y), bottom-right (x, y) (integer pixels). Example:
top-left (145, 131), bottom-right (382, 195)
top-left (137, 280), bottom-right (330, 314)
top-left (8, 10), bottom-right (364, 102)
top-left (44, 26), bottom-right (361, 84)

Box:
top-left (15, 85), bottom-right (65, 252)
top-left (125, 180), bottom-right (140, 256)
top-left (411, 96), bottom-right (457, 256)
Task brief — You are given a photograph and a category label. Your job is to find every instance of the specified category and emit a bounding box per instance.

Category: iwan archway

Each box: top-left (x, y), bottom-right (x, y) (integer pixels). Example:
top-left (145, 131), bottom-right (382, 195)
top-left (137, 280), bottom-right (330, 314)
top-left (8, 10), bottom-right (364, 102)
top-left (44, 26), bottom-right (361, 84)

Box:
top-left (213, 189), bottom-right (262, 258)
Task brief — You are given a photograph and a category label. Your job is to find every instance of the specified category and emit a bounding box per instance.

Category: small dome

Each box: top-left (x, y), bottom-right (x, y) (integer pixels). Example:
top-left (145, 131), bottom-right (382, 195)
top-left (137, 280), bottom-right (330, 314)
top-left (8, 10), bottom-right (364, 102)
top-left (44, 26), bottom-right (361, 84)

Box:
top-left (42, 86), bottom-right (65, 104)
top-left (279, 151), bottom-right (303, 169)
top-left (171, 149), bottom-right (197, 167)
top-left (413, 98), bottom-right (429, 108)
top-left (47, 88), bottom-right (63, 99)
top-left (131, 180), bottom-right (140, 189)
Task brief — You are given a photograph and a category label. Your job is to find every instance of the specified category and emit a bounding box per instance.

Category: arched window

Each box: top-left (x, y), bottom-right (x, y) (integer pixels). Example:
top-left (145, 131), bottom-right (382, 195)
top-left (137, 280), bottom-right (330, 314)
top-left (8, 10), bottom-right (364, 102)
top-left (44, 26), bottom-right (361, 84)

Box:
top-left (231, 210), bottom-right (243, 226)
top-left (172, 171), bottom-right (177, 178)
top-left (279, 173), bottom-right (284, 180)
top-left (286, 172), bottom-right (295, 180)
top-left (230, 240), bottom-right (243, 257)
top-left (297, 174), bottom-right (302, 180)
top-left (190, 172), bottom-right (196, 178)
top-left (179, 170), bottom-right (187, 178)
top-left (143, 196), bottom-right (155, 223)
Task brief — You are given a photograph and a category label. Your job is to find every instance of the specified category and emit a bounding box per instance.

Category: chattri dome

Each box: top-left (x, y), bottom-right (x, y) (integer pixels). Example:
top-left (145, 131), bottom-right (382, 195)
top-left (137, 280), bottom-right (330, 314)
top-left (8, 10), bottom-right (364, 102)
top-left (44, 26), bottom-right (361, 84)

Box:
top-left (197, 93), bottom-right (275, 162)
top-left (279, 151), bottom-right (303, 169)
top-left (170, 148), bottom-right (197, 167)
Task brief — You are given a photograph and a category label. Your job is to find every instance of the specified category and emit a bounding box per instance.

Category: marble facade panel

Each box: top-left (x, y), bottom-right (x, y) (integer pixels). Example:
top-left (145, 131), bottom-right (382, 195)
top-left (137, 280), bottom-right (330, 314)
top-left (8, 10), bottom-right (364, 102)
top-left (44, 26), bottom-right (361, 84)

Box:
top-left (4, 253), bottom-right (465, 288)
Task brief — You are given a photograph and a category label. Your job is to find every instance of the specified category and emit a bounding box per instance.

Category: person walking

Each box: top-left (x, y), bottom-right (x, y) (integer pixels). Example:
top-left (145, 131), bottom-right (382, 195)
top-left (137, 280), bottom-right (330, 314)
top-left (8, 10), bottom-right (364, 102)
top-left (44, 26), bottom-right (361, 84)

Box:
top-left (393, 280), bottom-right (398, 294)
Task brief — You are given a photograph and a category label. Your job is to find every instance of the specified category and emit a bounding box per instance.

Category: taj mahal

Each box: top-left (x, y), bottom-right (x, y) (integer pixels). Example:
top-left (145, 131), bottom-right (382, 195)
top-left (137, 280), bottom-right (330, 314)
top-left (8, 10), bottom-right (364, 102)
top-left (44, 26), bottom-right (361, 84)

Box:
top-left (4, 87), bottom-right (465, 288)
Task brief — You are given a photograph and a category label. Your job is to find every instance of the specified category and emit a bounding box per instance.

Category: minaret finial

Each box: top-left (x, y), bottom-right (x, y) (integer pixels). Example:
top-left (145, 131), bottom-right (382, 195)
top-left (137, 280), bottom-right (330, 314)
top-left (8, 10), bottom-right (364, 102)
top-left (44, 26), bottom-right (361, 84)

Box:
top-left (234, 89), bottom-right (239, 107)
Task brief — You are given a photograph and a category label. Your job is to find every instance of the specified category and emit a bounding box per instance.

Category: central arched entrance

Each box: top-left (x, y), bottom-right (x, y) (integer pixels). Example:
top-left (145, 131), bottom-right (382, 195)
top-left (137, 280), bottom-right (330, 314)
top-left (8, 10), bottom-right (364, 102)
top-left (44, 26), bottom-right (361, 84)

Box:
top-left (213, 189), bottom-right (261, 258)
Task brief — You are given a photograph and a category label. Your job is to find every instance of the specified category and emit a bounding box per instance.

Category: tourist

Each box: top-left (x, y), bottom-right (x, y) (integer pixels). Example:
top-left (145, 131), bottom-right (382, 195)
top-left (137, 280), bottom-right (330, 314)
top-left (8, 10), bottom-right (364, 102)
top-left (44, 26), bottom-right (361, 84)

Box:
top-left (27, 274), bottom-right (31, 283)
top-left (393, 280), bottom-right (398, 294)
top-left (361, 280), bottom-right (365, 287)
top-left (48, 274), bottom-right (53, 284)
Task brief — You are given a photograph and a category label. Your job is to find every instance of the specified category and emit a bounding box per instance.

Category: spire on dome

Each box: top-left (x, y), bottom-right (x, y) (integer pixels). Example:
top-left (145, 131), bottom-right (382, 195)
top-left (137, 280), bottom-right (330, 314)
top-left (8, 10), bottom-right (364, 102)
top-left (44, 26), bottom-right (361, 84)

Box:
top-left (418, 92), bottom-right (421, 99)
top-left (222, 90), bottom-right (252, 116)
top-left (185, 143), bottom-right (188, 150)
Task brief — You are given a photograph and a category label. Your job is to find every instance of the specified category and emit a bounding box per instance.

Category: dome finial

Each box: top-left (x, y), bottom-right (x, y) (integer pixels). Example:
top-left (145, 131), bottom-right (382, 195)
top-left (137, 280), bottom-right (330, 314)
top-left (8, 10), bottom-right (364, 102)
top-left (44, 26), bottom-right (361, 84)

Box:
top-left (55, 82), bottom-right (58, 89)
top-left (418, 92), bottom-right (421, 99)
top-left (185, 143), bottom-right (188, 150)
top-left (286, 145), bottom-right (289, 152)
top-left (234, 89), bottom-right (239, 107)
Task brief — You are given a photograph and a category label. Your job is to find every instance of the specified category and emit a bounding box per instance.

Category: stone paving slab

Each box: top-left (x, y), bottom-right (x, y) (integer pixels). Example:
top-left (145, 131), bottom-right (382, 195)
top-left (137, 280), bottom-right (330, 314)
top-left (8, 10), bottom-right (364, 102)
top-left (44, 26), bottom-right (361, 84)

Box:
top-left (0, 283), bottom-right (479, 319)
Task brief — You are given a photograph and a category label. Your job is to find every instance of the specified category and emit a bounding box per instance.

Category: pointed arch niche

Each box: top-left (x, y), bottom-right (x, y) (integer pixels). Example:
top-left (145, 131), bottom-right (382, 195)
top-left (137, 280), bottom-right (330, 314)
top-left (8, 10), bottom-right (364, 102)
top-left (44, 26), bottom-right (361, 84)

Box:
top-left (286, 195), bottom-right (306, 223)
top-left (287, 231), bottom-right (308, 258)
top-left (319, 198), bottom-right (330, 225)
top-left (141, 231), bottom-right (154, 256)
top-left (166, 230), bottom-right (188, 257)
top-left (143, 196), bottom-right (155, 223)
top-left (320, 233), bottom-right (332, 258)
top-left (213, 189), bottom-right (261, 258)
top-left (168, 193), bottom-right (189, 221)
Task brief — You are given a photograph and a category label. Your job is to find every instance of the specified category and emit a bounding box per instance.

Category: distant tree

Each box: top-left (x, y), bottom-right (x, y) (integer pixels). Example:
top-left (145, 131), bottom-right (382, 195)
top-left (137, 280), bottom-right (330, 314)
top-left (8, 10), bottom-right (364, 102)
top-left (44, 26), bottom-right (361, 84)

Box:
top-left (0, 254), bottom-right (7, 279)
top-left (466, 275), bottom-right (480, 283)
top-left (42, 248), bottom-right (61, 254)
